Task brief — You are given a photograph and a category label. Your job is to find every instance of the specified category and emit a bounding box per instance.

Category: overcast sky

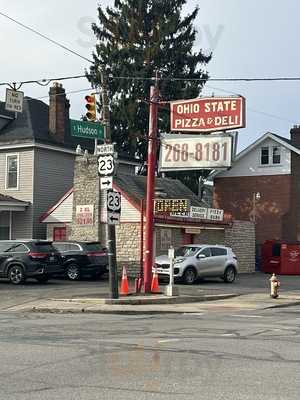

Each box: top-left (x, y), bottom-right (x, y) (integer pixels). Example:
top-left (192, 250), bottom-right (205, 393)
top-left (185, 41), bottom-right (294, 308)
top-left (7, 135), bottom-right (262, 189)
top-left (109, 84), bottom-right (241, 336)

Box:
top-left (1, 0), bottom-right (299, 151)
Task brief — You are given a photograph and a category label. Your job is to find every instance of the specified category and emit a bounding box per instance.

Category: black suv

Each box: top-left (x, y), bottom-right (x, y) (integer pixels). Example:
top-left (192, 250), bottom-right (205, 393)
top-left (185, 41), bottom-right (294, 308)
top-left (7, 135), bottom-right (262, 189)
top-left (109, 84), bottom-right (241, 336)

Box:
top-left (0, 240), bottom-right (63, 284)
top-left (52, 241), bottom-right (108, 280)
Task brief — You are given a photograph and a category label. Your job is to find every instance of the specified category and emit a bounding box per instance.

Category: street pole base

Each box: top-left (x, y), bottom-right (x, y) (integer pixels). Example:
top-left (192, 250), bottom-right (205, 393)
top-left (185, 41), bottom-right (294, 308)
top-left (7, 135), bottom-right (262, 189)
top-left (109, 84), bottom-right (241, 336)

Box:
top-left (270, 294), bottom-right (279, 299)
top-left (164, 285), bottom-right (179, 297)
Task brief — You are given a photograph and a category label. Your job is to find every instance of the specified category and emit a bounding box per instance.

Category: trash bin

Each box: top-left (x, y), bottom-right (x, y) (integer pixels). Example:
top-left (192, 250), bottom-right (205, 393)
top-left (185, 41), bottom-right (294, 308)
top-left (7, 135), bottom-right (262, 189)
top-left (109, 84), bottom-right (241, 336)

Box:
top-left (261, 240), bottom-right (300, 275)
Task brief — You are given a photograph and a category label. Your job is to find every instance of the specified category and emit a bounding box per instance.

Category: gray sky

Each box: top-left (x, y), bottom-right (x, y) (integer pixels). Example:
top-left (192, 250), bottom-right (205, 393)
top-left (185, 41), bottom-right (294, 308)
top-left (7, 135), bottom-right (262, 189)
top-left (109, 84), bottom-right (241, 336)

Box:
top-left (1, 0), bottom-right (299, 151)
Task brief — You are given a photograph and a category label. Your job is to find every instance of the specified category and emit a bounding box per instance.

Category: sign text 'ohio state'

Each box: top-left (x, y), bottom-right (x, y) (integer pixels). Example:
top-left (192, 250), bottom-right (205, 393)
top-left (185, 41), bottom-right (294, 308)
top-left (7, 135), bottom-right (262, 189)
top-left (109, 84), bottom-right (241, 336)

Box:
top-left (170, 96), bottom-right (245, 132)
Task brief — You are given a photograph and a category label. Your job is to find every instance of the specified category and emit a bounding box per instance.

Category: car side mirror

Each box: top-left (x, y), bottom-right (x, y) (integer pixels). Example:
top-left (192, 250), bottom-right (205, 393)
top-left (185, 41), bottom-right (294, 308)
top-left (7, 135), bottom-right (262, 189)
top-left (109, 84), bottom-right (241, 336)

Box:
top-left (197, 254), bottom-right (206, 259)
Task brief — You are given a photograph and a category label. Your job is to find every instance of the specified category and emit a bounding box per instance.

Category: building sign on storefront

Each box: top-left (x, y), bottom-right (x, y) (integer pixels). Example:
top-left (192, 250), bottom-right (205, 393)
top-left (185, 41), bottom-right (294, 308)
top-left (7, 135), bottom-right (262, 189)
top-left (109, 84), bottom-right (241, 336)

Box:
top-left (159, 135), bottom-right (233, 171)
top-left (170, 96), bottom-right (245, 133)
top-left (155, 199), bottom-right (190, 214)
top-left (75, 205), bottom-right (94, 225)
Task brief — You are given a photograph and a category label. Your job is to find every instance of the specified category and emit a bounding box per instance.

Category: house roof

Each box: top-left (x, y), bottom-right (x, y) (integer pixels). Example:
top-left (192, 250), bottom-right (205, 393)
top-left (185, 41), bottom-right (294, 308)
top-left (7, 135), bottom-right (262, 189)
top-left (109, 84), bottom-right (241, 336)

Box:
top-left (235, 131), bottom-right (300, 162)
top-left (0, 193), bottom-right (28, 204)
top-left (39, 187), bottom-right (73, 222)
top-left (114, 174), bottom-right (204, 210)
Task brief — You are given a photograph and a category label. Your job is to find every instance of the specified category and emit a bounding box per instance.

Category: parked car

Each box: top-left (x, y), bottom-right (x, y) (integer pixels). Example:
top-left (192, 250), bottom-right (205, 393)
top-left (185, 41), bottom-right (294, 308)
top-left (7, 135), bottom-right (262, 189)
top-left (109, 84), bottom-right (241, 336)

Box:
top-left (154, 244), bottom-right (238, 284)
top-left (52, 241), bottom-right (108, 280)
top-left (0, 240), bottom-right (64, 284)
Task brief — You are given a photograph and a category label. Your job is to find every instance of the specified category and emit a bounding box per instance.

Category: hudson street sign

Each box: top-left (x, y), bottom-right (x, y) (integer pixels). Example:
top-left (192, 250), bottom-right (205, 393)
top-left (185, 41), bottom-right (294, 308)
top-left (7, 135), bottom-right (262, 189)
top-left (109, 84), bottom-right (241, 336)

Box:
top-left (70, 119), bottom-right (104, 139)
top-left (170, 96), bottom-right (245, 132)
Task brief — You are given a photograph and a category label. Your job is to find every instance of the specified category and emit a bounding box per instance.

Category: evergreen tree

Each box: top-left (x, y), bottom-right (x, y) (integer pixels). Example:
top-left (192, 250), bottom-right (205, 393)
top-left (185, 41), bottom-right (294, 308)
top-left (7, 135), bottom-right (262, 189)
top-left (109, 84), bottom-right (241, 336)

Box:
top-left (87, 0), bottom-right (212, 193)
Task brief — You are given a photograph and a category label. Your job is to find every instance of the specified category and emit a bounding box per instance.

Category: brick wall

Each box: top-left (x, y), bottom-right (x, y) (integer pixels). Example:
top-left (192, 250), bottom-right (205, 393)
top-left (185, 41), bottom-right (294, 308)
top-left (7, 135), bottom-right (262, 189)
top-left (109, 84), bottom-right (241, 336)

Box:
top-left (214, 175), bottom-right (290, 245)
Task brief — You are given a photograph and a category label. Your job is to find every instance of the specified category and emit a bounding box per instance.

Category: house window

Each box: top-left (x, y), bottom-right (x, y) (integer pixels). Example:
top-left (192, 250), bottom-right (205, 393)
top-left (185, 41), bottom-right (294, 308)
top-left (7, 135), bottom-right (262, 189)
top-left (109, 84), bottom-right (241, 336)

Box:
top-left (6, 154), bottom-right (19, 189)
top-left (260, 147), bottom-right (269, 165)
top-left (160, 229), bottom-right (172, 250)
top-left (272, 146), bottom-right (281, 164)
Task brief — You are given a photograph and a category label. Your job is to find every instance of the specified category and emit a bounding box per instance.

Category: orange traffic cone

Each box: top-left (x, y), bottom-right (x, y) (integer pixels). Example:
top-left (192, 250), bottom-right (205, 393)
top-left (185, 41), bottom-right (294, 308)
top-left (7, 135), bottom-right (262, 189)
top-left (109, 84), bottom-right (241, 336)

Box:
top-left (151, 267), bottom-right (160, 293)
top-left (120, 266), bottom-right (129, 295)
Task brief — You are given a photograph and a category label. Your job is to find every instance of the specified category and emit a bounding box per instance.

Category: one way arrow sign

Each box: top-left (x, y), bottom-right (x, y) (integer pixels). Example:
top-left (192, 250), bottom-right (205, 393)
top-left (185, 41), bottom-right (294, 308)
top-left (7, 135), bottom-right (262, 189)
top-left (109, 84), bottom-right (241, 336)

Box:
top-left (107, 212), bottom-right (120, 225)
top-left (100, 176), bottom-right (113, 190)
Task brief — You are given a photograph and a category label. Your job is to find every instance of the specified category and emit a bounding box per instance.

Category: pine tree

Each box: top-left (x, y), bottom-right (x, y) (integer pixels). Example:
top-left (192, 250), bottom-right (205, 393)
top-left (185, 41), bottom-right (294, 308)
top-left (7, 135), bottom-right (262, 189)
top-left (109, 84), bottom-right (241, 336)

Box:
top-left (87, 0), bottom-right (212, 192)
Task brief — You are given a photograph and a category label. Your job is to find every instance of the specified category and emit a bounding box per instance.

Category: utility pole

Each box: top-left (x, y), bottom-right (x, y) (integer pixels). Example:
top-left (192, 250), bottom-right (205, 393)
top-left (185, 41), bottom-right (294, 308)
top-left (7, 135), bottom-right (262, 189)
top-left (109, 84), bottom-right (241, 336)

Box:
top-left (143, 76), bottom-right (159, 293)
top-left (100, 69), bottom-right (119, 299)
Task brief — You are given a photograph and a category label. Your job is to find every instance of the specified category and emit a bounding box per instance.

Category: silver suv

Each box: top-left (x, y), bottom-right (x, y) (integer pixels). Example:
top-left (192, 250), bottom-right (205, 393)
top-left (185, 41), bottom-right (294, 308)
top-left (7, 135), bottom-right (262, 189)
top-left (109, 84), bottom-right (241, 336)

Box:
top-left (154, 244), bottom-right (238, 285)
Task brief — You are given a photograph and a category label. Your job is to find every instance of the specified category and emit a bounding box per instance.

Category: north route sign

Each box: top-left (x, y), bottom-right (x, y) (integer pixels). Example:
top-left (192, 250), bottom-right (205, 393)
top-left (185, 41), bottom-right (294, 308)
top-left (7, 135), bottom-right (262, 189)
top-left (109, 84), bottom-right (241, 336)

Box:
top-left (170, 96), bottom-right (245, 133)
top-left (70, 119), bottom-right (104, 140)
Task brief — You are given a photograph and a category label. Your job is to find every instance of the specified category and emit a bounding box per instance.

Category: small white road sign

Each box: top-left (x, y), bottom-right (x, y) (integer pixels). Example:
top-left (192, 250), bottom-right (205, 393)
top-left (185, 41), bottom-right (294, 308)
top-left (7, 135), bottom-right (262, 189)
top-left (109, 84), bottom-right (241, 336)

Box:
top-left (107, 190), bottom-right (121, 225)
top-left (5, 89), bottom-right (24, 113)
top-left (98, 154), bottom-right (114, 176)
top-left (97, 144), bottom-right (115, 155)
top-left (107, 212), bottom-right (120, 225)
top-left (100, 176), bottom-right (113, 190)
top-left (107, 190), bottom-right (121, 212)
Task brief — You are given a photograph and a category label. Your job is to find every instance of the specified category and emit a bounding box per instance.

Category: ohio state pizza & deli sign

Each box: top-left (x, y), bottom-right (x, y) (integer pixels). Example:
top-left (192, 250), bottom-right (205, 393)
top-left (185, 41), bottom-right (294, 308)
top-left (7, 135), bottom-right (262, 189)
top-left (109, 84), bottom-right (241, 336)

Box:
top-left (170, 96), bottom-right (245, 132)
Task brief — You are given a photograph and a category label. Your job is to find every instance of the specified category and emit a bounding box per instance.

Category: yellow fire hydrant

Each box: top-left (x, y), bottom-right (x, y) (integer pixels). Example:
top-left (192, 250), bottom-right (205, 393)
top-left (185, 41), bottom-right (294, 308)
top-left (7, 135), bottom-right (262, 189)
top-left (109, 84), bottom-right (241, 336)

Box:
top-left (270, 273), bottom-right (280, 299)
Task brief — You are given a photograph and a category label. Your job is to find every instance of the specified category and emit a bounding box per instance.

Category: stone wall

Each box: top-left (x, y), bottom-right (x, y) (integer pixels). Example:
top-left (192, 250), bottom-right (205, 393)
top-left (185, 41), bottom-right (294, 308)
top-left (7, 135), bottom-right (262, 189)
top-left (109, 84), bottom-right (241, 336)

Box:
top-left (116, 223), bottom-right (141, 276)
top-left (225, 220), bottom-right (255, 273)
top-left (69, 155), bottom-right (102, 242)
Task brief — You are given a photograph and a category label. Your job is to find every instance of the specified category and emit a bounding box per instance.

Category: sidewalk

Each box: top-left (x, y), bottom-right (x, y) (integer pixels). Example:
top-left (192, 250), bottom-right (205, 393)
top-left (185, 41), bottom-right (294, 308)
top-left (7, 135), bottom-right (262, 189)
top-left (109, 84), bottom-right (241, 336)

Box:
top-left (7, 289), bottom-right (300, 315)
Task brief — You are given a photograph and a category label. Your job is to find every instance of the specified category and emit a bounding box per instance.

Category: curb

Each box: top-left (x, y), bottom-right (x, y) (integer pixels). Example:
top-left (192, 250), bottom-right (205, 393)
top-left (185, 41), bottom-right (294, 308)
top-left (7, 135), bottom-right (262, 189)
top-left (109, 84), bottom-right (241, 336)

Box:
top-left (262, 300), bottom-right (300, 310)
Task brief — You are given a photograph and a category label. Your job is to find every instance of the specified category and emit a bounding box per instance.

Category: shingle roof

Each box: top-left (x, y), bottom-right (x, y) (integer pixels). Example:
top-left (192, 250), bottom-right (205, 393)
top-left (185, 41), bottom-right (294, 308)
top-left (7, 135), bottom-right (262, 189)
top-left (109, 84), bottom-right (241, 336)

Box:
top-left (115, 174), bottom-right (204, 208)
top-left (0, 193), bottom-right (28, 204)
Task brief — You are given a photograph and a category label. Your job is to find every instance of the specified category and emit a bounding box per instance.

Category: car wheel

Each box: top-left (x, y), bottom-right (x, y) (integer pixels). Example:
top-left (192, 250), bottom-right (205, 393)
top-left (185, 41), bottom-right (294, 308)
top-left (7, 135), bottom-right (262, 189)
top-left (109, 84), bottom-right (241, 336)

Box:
top-left (8, 265), bottom-right (26, 285)
top-left (223, 266), bottom-right (237, 283)
top-left (36, 275), bottom-right (49, 283)
top-left (66, 264), bottom-right (81, 281)
top-left (183, 267), bottom-right (197, 285)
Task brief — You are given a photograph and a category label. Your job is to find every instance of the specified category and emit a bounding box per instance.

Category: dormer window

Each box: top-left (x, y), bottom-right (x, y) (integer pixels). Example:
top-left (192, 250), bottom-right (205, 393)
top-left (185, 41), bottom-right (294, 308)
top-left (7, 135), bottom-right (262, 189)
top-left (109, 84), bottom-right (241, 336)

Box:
top-left (260, 146), bottom-right (281, 165)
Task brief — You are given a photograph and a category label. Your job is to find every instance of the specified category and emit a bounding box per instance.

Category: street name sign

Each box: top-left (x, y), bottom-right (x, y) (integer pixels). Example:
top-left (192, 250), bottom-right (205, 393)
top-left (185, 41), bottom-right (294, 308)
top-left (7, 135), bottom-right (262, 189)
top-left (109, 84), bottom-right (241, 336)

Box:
top-left (170, 96), bottom-right (245, 132)
top-left (159, 134), bottom-right (233, 171)
top-left (5, 89), bottom-right (24, 113)
top-left (100, 176), bottom-right (113, 190)
top-left (98, 154), bottom-right (115, 176)
top-left (106, 190), bottom-right (121, 225)
top-left (70, 119), bottom-right (104, 139)
top-left (97, 143), bottom-right (115, 155)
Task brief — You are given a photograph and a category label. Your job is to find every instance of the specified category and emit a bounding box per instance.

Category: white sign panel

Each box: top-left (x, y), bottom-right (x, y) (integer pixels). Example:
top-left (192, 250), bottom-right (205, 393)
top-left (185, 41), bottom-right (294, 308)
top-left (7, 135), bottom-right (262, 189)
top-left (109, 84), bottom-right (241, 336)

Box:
top-left (107, 212), bottom-right (120, 225)
top-left (159, 134), bottom-right (232, 171)
top-left (190, 206), bottom-right (208, 219)
top-left (100, 176), bottom-right (113, 190)
top-left (98, 154), bottom-right (114, 176)
top-left (5, 89), bottom-right (24, 113)
top-left (75, 204), bottom-right (94, 225)
top-left (97, 144), bottom-right (115, 155)
top-left (207, 208), bottom-right (224, 221)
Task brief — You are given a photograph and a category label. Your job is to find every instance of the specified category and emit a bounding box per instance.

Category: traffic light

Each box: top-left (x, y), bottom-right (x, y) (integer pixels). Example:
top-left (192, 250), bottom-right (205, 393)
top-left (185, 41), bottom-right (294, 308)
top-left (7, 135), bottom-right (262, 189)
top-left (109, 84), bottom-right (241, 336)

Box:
top-left (85, 94), bottom-right (96, 121)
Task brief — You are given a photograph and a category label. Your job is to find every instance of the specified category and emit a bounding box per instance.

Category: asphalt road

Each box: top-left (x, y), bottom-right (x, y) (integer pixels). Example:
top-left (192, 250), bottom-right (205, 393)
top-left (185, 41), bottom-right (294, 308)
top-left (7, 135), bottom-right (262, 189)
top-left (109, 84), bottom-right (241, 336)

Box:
top-left (0, 303), bottom-right (300, 399)
top-left (0, 272), bottom-right (300, 311)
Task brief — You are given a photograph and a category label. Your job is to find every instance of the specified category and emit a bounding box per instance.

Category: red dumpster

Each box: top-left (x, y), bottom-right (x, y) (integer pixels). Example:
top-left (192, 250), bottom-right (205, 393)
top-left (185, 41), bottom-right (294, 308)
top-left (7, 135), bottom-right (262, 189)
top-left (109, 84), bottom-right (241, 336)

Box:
top-left (261, 240), bottom-right (300, 275)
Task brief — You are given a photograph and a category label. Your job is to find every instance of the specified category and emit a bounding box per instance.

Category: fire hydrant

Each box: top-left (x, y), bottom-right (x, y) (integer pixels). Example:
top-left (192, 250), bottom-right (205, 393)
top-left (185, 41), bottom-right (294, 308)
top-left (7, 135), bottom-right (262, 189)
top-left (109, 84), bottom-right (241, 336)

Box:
top-left (270, 273), bottom-right (280, 299)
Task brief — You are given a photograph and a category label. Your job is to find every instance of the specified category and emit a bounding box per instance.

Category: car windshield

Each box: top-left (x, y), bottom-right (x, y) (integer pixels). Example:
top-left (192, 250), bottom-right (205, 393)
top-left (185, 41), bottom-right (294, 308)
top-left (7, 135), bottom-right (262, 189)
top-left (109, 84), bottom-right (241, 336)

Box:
top-left (175, 246), bottom-right (200, 257)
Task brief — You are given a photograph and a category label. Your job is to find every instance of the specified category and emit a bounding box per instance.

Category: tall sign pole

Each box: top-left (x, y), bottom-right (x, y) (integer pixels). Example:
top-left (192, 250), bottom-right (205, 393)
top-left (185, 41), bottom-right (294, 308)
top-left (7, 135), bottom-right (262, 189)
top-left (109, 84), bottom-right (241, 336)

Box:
top-left (100, 69), bottom-right (119, 299)
top-left (144, 78), bottom-right (159, 293)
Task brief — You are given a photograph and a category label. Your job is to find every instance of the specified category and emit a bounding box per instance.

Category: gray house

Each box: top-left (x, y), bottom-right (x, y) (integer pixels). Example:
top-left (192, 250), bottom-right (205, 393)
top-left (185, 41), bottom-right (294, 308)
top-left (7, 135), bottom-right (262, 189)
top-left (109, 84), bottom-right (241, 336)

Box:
top-left (0, 83), bottom-right (139, 240)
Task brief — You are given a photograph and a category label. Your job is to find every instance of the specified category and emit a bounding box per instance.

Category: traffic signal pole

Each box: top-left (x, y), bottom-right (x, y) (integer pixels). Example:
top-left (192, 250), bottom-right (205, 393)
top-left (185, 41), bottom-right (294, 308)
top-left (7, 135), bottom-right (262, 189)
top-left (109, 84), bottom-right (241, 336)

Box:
top-left (100, 70), bottom-right (119, 299)
top-left (144, 81), bottom-right (159, 293)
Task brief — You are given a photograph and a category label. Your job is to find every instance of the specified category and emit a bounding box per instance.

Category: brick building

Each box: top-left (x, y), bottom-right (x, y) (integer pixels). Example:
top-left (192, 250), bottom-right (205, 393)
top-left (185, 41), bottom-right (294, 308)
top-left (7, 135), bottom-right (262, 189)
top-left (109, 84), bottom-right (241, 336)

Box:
top-left (213, 128), bottom-right (300, 263)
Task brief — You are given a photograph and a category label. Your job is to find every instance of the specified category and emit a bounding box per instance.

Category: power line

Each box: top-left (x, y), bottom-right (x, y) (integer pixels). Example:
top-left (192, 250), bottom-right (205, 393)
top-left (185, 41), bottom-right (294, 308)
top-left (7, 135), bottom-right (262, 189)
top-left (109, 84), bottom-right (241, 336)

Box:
top-left (0, 11), bottom-right (93, 64)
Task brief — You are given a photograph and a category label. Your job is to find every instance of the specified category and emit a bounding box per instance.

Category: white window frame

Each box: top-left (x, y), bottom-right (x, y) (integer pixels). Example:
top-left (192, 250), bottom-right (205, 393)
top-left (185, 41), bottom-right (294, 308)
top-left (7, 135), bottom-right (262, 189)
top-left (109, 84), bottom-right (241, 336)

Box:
top-left (260, 146), bottom-right (269, 165)
top-left (5, 153), bottom-right (19, 190)
top-left (272, 145), bottom-right (281, 164)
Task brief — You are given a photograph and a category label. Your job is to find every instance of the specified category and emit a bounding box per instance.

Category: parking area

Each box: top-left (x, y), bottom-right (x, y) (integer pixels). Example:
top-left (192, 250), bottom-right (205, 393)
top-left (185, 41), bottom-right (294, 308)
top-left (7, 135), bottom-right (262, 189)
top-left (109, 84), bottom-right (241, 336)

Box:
top-left (0, 272), bottom-right (300, 311)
